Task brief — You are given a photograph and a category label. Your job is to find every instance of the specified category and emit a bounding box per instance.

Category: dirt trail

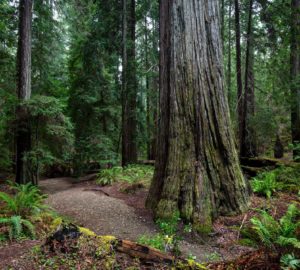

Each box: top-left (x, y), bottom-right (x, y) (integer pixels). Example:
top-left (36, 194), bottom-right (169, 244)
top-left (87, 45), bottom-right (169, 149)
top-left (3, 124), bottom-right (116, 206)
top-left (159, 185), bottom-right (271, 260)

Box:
top-left (44, 186), bottom-right (157, 240)
top-left (38, 177), bottom-right (252, 263)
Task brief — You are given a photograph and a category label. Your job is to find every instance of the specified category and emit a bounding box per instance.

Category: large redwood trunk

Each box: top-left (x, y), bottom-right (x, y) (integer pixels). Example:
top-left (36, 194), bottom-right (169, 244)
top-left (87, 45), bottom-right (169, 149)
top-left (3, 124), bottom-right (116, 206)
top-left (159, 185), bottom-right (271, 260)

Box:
top-left (15, 0), bottom-right (33, 184)
top-left (291, 0), bottom-right (300, 160)
top-left (146, 0), bottom-right (249, 232)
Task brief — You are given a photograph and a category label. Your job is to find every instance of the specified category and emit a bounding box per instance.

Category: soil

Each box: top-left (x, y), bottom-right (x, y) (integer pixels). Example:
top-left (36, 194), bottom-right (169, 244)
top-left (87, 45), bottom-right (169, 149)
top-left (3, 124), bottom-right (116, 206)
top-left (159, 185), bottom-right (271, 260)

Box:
top-left (39, 177), bottom-right (253, 262)
top-left (1, 175), bottom-right (297, 269)
top-left (0, 240), bottom-right (41, 268)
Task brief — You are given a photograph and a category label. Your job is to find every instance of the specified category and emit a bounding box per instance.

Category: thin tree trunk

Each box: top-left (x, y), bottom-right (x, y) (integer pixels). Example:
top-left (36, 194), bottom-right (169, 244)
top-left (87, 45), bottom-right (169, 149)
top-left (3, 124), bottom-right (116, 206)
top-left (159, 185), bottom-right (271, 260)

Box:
top-left (227, 0), bottom-right (233, 110)
top-left (146, 0), bottom-right (249, 232)
top-left (291, 0), bottom-right (300, 160)
top-left (241, 0), bottom-right (257, 158)
top-left (145, 14), bottom-right (151, 160)
top-left (221, 0), bottom-right (225, 49)
top-left (122, 0), bottom-right (138, 166)
top-left (234, 0), bottom-right (244, 154)
top-left (15, 0), bottom-right (33, 185)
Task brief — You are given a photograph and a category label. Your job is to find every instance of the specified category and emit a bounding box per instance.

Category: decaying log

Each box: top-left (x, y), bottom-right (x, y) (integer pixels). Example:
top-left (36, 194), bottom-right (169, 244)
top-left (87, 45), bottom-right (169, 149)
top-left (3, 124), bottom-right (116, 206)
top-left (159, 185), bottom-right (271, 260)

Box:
top-left (240, 166), bottom-right (264, 177)
top-left (138, 160), bottom-right (155, 166)
top-left (240, 157), bottom-right (300, 169)
top-left (116, 239), bottom-right (174, 264)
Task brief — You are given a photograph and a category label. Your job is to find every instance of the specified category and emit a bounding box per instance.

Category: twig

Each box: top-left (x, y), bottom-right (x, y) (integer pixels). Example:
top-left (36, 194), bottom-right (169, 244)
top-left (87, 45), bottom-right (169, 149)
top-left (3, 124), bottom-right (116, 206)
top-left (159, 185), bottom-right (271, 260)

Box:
top-left (237, 213), bottom-right (248, 241)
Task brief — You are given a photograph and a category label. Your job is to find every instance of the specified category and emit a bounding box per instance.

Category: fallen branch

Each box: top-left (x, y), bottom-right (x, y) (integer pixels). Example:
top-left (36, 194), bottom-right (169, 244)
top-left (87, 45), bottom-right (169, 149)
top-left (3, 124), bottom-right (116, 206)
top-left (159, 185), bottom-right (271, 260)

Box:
top-left (116, 239), bottom-right (174, 264)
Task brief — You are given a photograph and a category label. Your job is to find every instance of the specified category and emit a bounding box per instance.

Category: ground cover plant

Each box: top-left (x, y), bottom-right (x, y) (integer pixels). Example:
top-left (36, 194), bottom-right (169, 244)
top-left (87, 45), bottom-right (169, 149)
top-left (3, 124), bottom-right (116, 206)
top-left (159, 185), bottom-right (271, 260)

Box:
top-left (0, 182), bottom-right (58, 242)
top-left (96, 165), bottom-right (154, 187)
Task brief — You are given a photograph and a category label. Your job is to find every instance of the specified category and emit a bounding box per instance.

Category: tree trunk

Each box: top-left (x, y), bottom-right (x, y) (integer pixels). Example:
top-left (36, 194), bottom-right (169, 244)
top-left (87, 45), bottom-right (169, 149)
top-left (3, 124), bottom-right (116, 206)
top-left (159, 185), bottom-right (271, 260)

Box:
top-left (146, 0), bottom-right (249, 232)
top-left (122, 0), bottom-right (138, 166)
top-left (227, 0), bottom-right (233, 110)
top-left (15, 0), bottom-right (33, 185)
top-left (291, 0), bottom-right (300, 160)
top-left (240, 0), bottom-right (257, 158)
top-left (234, 0), bottom-right (244, 155)
top-left (221, 0), bottom-right (225, 50)
top-left (145, 14), bottom-right (151, 161)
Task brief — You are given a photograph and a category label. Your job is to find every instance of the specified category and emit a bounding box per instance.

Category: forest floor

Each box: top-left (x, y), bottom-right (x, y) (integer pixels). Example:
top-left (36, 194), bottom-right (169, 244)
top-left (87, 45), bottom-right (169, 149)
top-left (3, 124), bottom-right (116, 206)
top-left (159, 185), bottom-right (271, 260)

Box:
top-left (0, 171), bottom-right (298, 269)
top-left (38, 176), bottom-right (253, 263)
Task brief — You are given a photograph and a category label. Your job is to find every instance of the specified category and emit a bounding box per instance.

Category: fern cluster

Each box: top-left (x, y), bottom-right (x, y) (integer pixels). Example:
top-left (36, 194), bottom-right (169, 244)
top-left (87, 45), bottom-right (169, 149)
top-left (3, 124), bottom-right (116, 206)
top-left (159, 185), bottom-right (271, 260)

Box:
top-left (251, 171), bottom-right (282, 198)
top-left (250, 204), bottom-right (300, 250)
top-left (251, 166), bottom-right (300, 198)
top-left (0, 216), bottom-right (35, 240)
top-left (0, 182), bottom-right (47, 217)
top-left (96, 165), bottom-right (153, 186)
top-left (0, 182), bottom-right (48, 241)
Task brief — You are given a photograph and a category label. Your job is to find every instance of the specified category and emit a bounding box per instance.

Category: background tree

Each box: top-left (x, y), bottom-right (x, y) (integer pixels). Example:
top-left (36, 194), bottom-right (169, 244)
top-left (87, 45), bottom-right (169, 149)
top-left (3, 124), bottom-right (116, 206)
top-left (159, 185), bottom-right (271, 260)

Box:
top-left (241, 0), bottom-right (257, 157)
top-left (146, 0), bottom-right (249, 231)
top-left (15, 0), bottom-right (33, 184)
top-left (122, 0), bottom-right (138, 166)
top-left (291, 0), bottom-right (300, 160)
top-left (234, 0), bottom-right (244, 155)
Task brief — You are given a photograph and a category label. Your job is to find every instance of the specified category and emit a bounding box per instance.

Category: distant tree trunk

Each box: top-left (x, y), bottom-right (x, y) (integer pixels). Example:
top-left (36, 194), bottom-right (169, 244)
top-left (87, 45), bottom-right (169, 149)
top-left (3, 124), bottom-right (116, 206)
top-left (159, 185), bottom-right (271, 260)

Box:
top-left (221, 0), bottom-right (225, 49)
top-left (149, 12), bottom-right (159, 161)
top-left (15, 0), bottom-right (34, 185)
top-left (122, 0), bottom-right (137, 166)
top-left (241, 0), bottom-right (257, 158)
top-left (234, 0), bottom-right (244, 155)
top-left (274, 133), bottom-right (284, 159)
top-left (145, 14), bottom-right (151, 160)
top-left (146, 0), bottom-right (249, 232)
top-left (227, 0), bottom-right (233, 110)
top-left (291, 0), bottom-right (300, 160)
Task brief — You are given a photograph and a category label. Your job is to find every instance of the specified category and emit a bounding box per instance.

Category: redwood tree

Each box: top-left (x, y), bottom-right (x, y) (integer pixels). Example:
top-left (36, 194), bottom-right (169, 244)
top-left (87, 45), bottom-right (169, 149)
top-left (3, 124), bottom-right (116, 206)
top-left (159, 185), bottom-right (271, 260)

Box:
top-left (122, 0), bottom-right (138, 166)
top-left (291, 0), bottom-right (300, 160)
top-left (146, 0), bottom-right (249, 231)
top-left (241, 0), bottom-right (257, 158)
top-left (234, 0), bottom-right (244, 155)
top-left (15, 0), bottom-right (33, 184)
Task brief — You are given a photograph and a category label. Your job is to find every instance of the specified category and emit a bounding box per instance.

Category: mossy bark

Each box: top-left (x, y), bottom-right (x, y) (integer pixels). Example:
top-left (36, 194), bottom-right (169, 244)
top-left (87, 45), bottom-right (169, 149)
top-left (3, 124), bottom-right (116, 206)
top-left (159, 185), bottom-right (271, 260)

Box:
top-left (146, 0), bottom-right (249, 230)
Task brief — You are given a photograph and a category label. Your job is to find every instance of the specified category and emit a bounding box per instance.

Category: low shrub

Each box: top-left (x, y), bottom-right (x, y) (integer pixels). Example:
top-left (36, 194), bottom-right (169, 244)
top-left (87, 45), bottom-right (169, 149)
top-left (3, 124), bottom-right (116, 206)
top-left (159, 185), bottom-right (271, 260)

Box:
top-left (251, 171), bottom-right (282, 198)
top-left (0, 182), bottom-right (47, 217)
top-left (96, 165), bottom-right (153, 186)
top-left (280, 253), bottom-right (300, 270)
top-left (250, 204), bottom-right (300, 250)
top-left (137, 234), bottom-right (166, 251)
top-left (0, 215), bottom-right (35, 240)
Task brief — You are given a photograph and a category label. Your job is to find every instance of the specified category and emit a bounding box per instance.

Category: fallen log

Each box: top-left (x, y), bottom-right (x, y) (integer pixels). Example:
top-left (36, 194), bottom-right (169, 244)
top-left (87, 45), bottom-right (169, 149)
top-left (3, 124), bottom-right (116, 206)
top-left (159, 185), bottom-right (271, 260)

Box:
top-left (116, 239), bottom-right (174, 264)
top-left (241, 165), bottom-right (265, 177)
top-left (240, 157), bottom-right (299, 169)
top-left (138, 160), bottom-right (155, 166)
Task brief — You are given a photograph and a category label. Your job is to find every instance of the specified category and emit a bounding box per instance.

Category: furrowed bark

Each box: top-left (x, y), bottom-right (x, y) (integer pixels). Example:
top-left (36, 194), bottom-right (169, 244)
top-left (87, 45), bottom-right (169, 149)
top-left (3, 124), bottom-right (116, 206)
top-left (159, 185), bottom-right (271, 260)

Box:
top-left (146, 0), bottom-right (249, 232)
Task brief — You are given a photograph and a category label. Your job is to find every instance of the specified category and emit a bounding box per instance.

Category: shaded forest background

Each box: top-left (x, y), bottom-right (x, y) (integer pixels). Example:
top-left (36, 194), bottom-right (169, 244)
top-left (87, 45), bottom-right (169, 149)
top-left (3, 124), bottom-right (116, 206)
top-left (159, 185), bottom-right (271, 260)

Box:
top-left (0, 0), bottom-right (297, 180)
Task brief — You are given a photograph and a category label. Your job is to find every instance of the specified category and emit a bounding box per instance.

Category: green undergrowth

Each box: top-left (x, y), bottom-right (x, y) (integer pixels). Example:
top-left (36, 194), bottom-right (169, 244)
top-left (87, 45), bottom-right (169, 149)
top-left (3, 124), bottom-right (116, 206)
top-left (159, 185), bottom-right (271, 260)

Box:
top-left (12, 221), bottom-right (207, 270)
top-left (250, 166), bottom-right (300, 198)
top-left (0, 181), bottom-right (60, 242)
top-left (241, 203), bottom-right (300, 267)
top-left (138, 211), bottom-right (181, 254)
top-left (96, 164), bottom-right (154, 187)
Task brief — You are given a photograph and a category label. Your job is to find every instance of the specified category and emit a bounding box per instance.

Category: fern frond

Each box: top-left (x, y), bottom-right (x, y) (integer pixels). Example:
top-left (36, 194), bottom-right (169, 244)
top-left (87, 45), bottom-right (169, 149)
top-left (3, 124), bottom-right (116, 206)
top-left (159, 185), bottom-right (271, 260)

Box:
top-left (10, 216), bottom-right (22, 238)
top-left (0, 192), bottom-right (17, 213)
top-left (277, 236), bottom-right (300, 249)
top-left (0, 217), bottom-right (10, 224)
top-left (21, 219), bottom-right (35, 238)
